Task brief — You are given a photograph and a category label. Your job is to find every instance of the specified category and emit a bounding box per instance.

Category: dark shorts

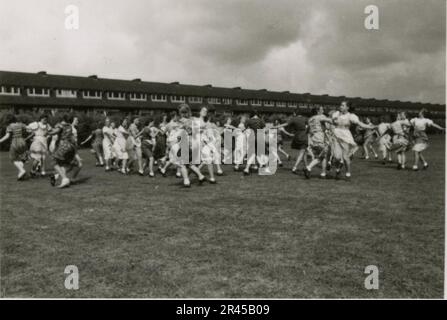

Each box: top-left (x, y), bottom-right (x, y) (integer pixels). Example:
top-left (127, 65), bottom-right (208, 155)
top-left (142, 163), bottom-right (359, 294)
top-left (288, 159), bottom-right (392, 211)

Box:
top-left (142, 142), bottom-right (154, 159)
top-left (354, 134), bottom-right (364, 145)
top-left (291, 132), bottom-right (308, 150)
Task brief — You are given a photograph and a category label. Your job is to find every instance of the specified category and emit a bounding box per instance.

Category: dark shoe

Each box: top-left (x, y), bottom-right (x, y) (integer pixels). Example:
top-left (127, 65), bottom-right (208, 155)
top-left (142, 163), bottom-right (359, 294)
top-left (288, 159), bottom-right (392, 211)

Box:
top-left (335, 170), bottom-right (341, 180)
top-left (17, 171), bottom-right (27, 181)
top-left (303, 168), bottom-right (311, 179)
top-left (50, 174), bottom-right (56, 186)
top-left (159, 168), bottom-right (167, 177)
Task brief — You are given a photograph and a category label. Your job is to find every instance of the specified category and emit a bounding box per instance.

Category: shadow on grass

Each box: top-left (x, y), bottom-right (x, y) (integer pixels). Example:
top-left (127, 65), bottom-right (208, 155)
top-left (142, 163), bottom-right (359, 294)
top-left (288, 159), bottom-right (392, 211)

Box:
top-left (71, 176), bottom-right (92, 185)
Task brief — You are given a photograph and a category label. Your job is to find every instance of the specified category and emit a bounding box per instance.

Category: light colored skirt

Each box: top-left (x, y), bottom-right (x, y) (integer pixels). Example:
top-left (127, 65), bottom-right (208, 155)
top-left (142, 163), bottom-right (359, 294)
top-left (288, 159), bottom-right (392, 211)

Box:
top-left (412, 131), bottom-right (428, 152)
top-left (30, 136), bottom-right (48, 161)
top-left (392, 134), bottom-right (410, 152)
top-left (234, 134), bottom-right (246, 165)
top-left (378, 134), bottom-right (391, 153)
top-left (201, 143), bottom-right (219, 165)
top-left (331, 128), bottom-right (358, 161)
top-left (102, 139), bottom-right (115, 160)
top-left (113, 137), bottom-right (129, 160)
top-left (309, 132), bottom-right (328, 159)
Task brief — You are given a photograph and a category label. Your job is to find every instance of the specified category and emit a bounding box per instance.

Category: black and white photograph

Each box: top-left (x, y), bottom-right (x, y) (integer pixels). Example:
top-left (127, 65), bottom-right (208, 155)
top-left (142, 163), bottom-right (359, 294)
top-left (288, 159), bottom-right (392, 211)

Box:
top-left (0, 0), bottom-right (445, 304)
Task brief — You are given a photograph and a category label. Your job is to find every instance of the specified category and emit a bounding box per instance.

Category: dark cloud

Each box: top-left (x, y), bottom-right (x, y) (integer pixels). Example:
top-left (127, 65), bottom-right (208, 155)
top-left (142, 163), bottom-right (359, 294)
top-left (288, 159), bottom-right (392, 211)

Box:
top-left (0, 0), bottom-right (444, 104)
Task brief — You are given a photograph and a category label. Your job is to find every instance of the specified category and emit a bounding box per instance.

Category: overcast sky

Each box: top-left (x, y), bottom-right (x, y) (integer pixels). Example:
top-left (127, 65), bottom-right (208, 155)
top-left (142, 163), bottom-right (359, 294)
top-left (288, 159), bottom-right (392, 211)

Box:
top-left (0, 0), bottom-right (445, 104)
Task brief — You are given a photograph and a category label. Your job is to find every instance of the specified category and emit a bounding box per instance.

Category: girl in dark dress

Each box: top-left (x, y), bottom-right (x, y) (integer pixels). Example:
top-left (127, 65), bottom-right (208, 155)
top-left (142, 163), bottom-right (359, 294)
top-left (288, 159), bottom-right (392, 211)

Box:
top-left (137, 119), bottom-right (158, 177)
top-left (153, 115), bottom-right (167, 163)
top-left (0, 114), bottom-right (30, 180)
top-left (80, 122), bottom-right (105, 167)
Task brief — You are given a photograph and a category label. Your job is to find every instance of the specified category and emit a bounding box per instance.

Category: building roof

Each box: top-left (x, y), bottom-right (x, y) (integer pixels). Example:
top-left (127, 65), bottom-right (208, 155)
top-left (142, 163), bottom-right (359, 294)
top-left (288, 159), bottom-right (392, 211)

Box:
top-left (0, 70), bottom-right (445, 111)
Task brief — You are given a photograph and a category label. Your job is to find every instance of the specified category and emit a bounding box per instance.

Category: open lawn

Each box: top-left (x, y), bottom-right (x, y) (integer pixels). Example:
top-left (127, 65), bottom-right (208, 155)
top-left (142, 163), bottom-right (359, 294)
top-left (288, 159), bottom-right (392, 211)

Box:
top-left (0, 136), bottom-right (445, 298)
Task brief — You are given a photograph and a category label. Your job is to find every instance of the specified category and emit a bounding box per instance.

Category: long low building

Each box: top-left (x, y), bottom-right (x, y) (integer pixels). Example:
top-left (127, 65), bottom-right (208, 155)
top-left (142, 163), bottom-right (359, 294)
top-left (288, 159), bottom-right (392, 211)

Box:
top-left (0, 70), bottom-right (445, 118)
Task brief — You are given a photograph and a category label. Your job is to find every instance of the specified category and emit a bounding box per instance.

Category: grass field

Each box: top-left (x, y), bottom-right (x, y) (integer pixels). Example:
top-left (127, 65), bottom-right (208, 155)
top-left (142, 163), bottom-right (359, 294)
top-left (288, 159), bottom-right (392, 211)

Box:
top-left (0, 136), bottom-right (445, 298)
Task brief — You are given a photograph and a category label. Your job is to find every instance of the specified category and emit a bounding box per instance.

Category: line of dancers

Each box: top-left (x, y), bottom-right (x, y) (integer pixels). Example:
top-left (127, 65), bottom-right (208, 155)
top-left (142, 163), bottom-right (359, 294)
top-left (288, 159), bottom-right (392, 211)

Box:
top-left (0, 101), bottom-right (444, 188)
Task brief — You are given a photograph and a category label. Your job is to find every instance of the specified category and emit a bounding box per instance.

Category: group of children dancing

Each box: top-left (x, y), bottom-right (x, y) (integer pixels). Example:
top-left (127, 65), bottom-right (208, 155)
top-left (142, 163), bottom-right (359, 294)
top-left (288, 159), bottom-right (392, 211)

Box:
top-left (0, 101), bottom-right (444, 188)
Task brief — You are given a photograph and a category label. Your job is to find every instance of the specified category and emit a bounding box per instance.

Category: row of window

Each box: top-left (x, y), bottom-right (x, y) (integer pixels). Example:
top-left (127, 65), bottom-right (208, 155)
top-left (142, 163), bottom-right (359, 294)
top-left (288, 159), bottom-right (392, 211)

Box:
top-left (0, 86), bottom-right (444, 113)
top-left (0, 86), bottom-right (301, 107)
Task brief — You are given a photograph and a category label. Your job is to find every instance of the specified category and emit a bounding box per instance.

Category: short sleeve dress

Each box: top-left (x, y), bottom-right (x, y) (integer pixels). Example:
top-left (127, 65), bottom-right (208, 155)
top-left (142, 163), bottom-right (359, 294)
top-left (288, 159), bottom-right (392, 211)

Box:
top-left (28, 121), bottom-right (51, 161)
top-left (7, 123), bottom-right (29, 162)
top-left (411, 118), bottom-right (434, 152)
top-left (52, 123), bottom-right (77, 166)
top-left (288, 116), bottom-right (308, 150)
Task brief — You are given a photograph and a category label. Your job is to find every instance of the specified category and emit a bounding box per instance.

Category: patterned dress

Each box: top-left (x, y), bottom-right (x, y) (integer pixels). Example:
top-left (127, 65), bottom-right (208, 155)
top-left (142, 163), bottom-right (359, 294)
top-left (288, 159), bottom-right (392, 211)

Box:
top-left (102, 126), bottom-right (115, 160)
top-left (153, 123), bottom-right (167, 160)
top-left (410, 118), bottom-right (434, 152)
top-left (391, 119), bottom-right (411, 152)
top-left (113, 126), bottom-right (129, 160)
top-left (7, 123), bottom-right (29, 162)
top-left (377, 123), bottom-right (392, 154)
top-left (233, 123), bottom-right (246, 165)
top-left (308, 114), bottom-right (329, 159)
top-left (91, 128), bottom-right (103, 155)
top-left (28, 121), bottom-right (51, 161)
top-left (52, 123), bottom-right (77, 166)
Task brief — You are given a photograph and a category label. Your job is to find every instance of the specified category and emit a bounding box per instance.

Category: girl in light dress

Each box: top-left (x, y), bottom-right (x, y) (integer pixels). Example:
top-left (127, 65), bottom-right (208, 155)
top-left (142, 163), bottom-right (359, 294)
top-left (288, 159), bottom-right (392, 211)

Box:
top-left (376, 116), bottom-right (393, 164)
top-left (27, 114), bottom-right (52, 176)
top-left (410, 109), bottom-right (444, 170)
top-left (362, 117), bottom-right (379, 160)
top-left (113, 118), bottom-right (130, 174)
top-left (219, 116), bottom-right (234, 166)
top-left (232, 115), bottom-right (247, 171)
top-left (173, 104), bottom-right (207, 187)
top-left (217, 115), bottom-right (242, 170)
top-left (303, 106), bottom-right (333, 179)
top-left (272, 118), bottom-right (293, 166)
top-left (198, 113), bottom-right (224, 183)
top-left (390, 112), bottom-right (411, 170)
top-left (330, 101), bottom-right (375, 179)
top-left (102, 118), bottom-right (116, 171)
top-left (189, 106), bottom-right (219, 183)
top-left (159, 112), bottom-right (183, 178)
top-left (0, 114), bottom-right (30, 180)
